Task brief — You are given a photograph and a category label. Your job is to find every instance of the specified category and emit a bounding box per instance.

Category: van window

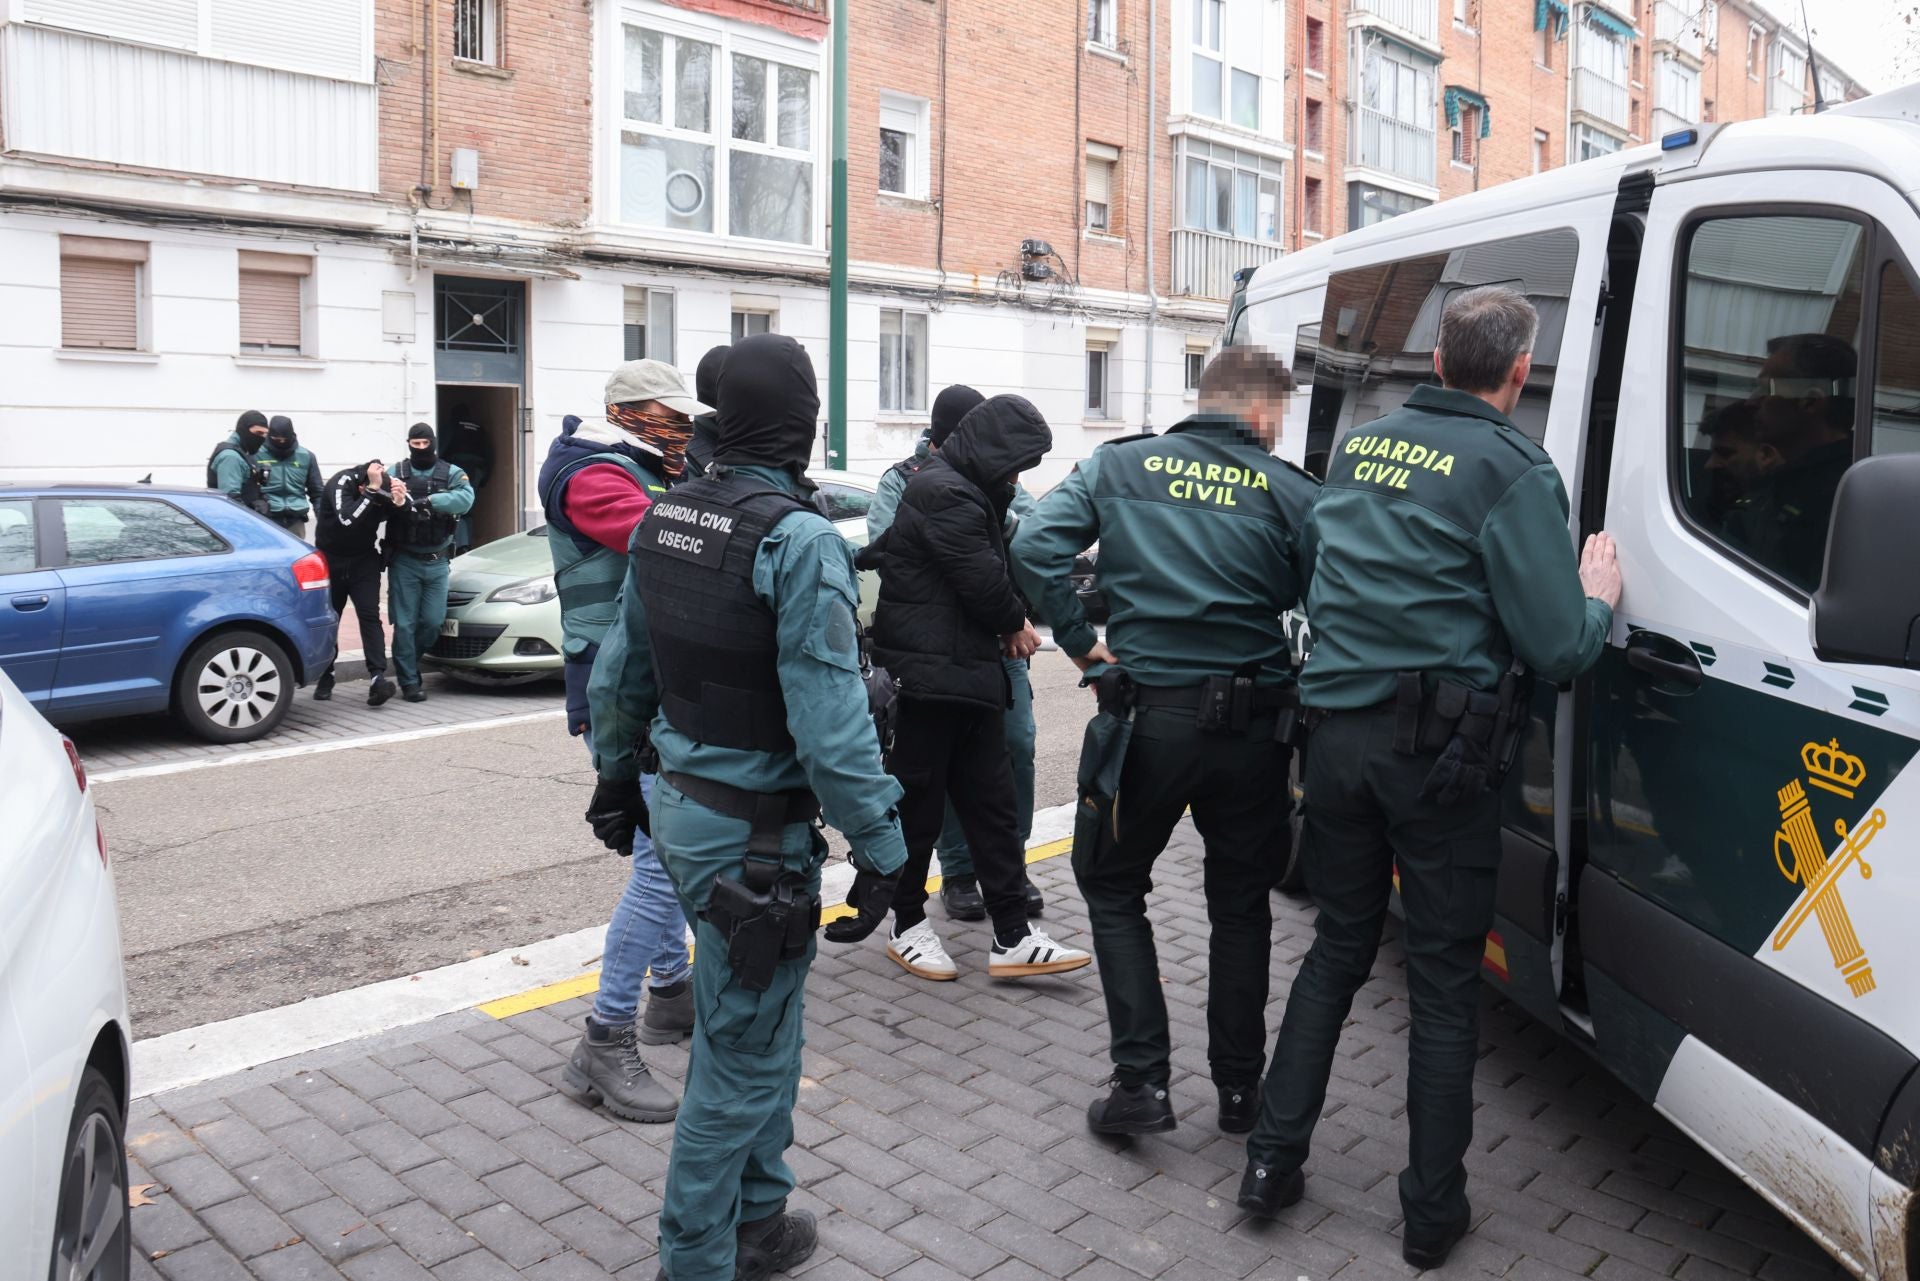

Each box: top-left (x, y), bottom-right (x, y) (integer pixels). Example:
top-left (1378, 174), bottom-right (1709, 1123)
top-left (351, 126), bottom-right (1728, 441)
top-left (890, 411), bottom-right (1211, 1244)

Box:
top-left (1872, 262), bottom-right (1920, 457)
top-left (1302, 228), bottom-right (1580, 476)
top-left (1674, 214), bottom-right (1865, 592)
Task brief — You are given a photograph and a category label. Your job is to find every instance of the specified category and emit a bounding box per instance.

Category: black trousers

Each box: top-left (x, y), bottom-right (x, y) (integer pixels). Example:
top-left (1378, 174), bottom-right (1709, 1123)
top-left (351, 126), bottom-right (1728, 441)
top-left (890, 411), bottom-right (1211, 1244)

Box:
top-left (888, 697), bottom-right (1031, 941)
top-left (1072, 706), bottom-right (1292, 1091)
top-left (324, 551), bottom-right (388, 677)
top-left (1246, 704), bottom-right (1500, 1238)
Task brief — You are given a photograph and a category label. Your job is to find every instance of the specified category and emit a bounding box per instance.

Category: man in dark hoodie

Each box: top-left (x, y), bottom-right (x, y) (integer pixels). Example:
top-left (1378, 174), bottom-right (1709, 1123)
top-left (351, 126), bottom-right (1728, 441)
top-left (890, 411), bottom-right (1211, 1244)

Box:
top-left (836, 395), bottom-right (1090, 984)
top-left (258, 415), bottom-right (323, 537)
top-left (314, 459), bottom-right (404, 705)
top-left (681, 345), bottom-right (730, 480)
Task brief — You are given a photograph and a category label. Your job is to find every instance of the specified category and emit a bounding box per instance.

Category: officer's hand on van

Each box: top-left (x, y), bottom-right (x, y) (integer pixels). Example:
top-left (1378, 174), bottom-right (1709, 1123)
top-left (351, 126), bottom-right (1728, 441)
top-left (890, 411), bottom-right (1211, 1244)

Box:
top-left (1579, 533), bottom-right (1623, 609)
top-left (823, 868), bottom-right (900, 943)
top-left (585, 776), bottom-right (650, 855)
top-left (1072, 640), bottom-right (1120, 676)
top-left (1002, 621), bottom-right (1041, 660)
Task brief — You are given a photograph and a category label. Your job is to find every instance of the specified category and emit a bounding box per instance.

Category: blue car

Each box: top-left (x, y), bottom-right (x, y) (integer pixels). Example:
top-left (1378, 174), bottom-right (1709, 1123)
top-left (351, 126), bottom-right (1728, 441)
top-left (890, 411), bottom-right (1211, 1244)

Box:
top-left (0, 486), bottom-right (336, 742)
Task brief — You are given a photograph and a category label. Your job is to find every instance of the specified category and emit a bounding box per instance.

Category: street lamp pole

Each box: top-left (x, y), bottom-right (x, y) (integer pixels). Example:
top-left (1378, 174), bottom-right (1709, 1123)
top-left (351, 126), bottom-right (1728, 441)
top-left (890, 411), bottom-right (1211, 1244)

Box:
top-left (828, 0), bottom-right (849, 468)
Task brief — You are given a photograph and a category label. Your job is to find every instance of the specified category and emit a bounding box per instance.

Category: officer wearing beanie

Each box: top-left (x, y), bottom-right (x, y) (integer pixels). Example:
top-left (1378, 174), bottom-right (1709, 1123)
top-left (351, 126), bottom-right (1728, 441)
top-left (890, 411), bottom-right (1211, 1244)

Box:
top-left (386, 423), bottom-right (475, 702)
top-left (258, 415), bottom-right (323, 538)
top-left (586, 333), bottom-right (906, 1281)
top-left (209, 410), bottom-right (272, 513)
top-left (866, 385), bottom-right (1044, 923)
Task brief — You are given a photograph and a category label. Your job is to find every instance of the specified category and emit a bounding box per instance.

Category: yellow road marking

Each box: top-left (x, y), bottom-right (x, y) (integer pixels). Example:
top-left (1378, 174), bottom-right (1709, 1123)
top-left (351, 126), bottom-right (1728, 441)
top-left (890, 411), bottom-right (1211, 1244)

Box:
top-left (479, 834), bottom-right (1077, 1019)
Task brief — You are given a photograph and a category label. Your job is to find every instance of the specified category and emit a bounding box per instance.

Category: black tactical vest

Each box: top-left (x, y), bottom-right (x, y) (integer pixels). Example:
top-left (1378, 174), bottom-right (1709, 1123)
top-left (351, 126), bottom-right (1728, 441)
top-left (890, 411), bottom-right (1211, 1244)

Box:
top-left (631, 473), bottom-right (812, 753)
top-left (395, 460), bottom-right (458, 549)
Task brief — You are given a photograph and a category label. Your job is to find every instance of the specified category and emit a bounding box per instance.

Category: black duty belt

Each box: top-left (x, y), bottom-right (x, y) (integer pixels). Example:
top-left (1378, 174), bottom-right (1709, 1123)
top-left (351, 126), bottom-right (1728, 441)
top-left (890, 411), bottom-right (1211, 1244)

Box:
top-left (398, 548), bottom-right (448, 562)
top-left (663, 771), bottom-right (819, 833)
top-left (1132, 683), bottom-right (1296, 712)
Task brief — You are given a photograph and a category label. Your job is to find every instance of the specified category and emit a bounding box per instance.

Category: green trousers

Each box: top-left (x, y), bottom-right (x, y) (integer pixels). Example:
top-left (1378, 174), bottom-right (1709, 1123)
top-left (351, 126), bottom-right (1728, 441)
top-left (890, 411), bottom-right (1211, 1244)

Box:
top-left (1071, 705), bottom-right (1292, 1090)
top-left (387, 551), bottom-right (449, 687)
top-left (650, 778), bottom-right (821, 1281)
top-left (937, 656), bottom-right (1036, 878)
top-left (1247, 704), bottom-right (1500, 1238)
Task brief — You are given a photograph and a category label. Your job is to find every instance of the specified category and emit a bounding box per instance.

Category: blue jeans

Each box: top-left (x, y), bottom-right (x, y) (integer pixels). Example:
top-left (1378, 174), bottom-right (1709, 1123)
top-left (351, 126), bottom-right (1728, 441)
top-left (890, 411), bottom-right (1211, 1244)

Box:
top-left (592, 773), bottom-right (693, 1025)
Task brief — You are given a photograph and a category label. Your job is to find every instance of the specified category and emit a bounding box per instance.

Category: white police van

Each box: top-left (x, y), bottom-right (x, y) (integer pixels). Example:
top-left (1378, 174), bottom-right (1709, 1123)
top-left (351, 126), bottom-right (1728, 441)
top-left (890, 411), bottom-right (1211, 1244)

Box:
top-left (1230, 88), bottom-right (1920, 1279)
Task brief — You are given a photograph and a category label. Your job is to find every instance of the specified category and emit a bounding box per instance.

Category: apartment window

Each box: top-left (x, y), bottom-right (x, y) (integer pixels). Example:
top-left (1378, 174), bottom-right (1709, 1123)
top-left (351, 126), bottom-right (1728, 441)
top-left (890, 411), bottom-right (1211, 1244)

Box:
top-left (1086, 142), bottom-right (1119, 233)
top-left (1306, 18), bottom-right (1325, 72)
top-left (1535, 20), bottom-right (1553, 70)
top-left (1658, 56), bottom-right (1699, 124)
top-left (1185, 348), bottom-right (1207, 392)
top-left (731, 310), bottom-right (774, 340)
top-left (1181, 138), bottom-right (1282, 241)
top-left (59, 236), bottom-right (146, 352)
top-left (1630, 43), bottom-right (1641, 84)
top-left (878, 92), bottom-right (929, 199)
top-left (454, 0), bottom-right (499, 65)
top-left (1356, 40), bottom-right (1438, 184)
top-left (623, 287), bottom-right (675, 362)
top-left (1630, 96), bottom-right (1642, 137)
top-left (620, 24), bottom-right (817, 245)
top-left (1347, 181), bottom-right (1429, 229)
top-left (237, 251), bottom-right (311, 355)
top-left (1571, 122), bottom-right (1622, 161)
top-left (1453, 0), bottom-right (1471, 26)
top-left (1768, 40), bottom-right (1806, 114)
top-left (879, 309), bottom-right (928, 415)
top-left (1305, 98), bottom-right (1325, 152)
top-left (1303, 177), bottom-right (1324, 235)
top-left (1702, 97), bottom-right (1715, 121)
top-left (1191, 0), bottom-right (1224, 117)
top-left (1086, 341), bottom-right (1114, 418)
top-left (1532, 128), bottom-right (1549, 172)
top-left (1746, 26), bottom-right (1763, 79)
top-left (1088, 0), bottom-right (1116, 47)
top-left (1231, 69), bottom-right (1260, 130)
top-left (1450, 104), bottom-right (1480, 165)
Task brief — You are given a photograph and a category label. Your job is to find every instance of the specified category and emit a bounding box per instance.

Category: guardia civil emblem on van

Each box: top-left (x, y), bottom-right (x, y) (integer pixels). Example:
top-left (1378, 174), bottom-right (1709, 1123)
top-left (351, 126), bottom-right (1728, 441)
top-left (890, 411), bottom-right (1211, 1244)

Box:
top-left (1771, 738), bottom-right (1887, 999)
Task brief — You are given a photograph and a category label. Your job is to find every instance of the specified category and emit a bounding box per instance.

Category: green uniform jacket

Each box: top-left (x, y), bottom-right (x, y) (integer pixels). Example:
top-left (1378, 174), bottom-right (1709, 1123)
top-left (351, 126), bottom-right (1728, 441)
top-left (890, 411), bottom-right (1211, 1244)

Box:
top-left (588, 465), bottom-right (907, 897)
top-left (865, 434), bottom-right (929, 541)
top-left (211, 433), bottom-right (259, 500)
top-left (1298, 384), bottom-right (1612, 709)
top-left (259, 446), bottom-right (324, 515)
top-left (391, 463), bottom-right (476, 553)
top-left (1010, 414), bottom-right (1318, 686)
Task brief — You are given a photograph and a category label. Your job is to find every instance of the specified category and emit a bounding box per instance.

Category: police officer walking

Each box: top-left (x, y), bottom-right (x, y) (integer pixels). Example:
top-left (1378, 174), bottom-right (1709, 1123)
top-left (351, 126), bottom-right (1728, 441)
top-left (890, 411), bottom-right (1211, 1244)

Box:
top-left (1010, 346), bottom-right (1317, 1139)
top-left (1237, 287), bottom-right (1621, 1271)
top-left (387, 423), bottom-right (475, 703)
top-left (585, 333), bottom-right (906, 1281)
top-left (258, 415), bottom-right (323, 538)
top-left (209, 410), bottom-right (272, 514)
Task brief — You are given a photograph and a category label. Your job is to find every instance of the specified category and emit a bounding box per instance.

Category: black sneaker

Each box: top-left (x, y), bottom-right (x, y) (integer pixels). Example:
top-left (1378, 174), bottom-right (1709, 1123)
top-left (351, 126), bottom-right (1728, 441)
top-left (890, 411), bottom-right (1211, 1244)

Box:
top-left (1402, 1211), bottom-right (1472, 1271)
top-left (314, 673), bottom-right (335, 702)
top-left (1086, 1081), bottom-right (1176, 1136)
top-left (735, 1208), bottom-right (818, 1281)
top-left (1217, 1083), bottom-right (1258, 1134)
top-left (1022, 876), bottom-right (1044, 918)
top-left (939, 875), bottom-right (987, 922)
top-left (401, 683), bottom-right (427, 703)
top-left (368, 675), bottom-right (395, 706)
top-left (1236, 1162), bottom-right (1304, 1217)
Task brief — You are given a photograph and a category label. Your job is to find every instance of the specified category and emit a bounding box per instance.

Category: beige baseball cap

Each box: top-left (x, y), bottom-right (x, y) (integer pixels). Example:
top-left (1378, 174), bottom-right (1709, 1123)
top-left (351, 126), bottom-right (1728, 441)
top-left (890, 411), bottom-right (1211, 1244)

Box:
top-left (604, 360), bottom-right (711, 415)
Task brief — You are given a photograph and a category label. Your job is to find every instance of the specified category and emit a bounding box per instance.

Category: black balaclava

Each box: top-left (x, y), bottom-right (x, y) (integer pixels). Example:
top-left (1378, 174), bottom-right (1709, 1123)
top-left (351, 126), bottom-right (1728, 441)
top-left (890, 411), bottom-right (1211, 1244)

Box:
top-left (929, 385), bottom-right (985, 448)
top-left (696, 345), bottom-right (732, 413)
top-left (712, 334), bottom-right (819, 476)
top-left (408, 423), bottom-right (438, 469)
top-left (266, 415), bottom-right (297, 460)
top-left (237, 409), bottom-right (269, 455)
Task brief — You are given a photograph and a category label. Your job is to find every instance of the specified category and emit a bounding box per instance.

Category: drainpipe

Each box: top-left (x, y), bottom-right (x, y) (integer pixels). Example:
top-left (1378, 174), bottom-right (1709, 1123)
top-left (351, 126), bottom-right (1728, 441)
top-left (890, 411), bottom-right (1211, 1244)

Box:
top-left (828, 0), bottom-right (849, 469)
top-left (1143, 0), bottom-right (1158, 429)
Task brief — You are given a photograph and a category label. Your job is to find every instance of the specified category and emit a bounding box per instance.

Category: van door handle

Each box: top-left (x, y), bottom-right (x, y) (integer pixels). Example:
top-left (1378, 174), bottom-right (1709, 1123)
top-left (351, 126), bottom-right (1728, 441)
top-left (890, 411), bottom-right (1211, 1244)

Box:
top-left (10, 594), bottom-right (50, 612)
top-left (1625, 633), bottom-right (1703, 688)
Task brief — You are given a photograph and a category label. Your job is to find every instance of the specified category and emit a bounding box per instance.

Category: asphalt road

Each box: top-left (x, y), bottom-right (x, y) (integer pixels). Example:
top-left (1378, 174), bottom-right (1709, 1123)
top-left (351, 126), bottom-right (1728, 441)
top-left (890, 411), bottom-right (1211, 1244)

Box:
top-left (92, 656), bottom-right (1093, 1037)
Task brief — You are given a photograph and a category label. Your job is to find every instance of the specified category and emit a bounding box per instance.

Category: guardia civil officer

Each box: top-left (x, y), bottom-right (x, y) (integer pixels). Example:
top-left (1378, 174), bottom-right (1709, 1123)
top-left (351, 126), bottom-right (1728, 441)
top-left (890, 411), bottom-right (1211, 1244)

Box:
top-left (1238, 286), bottom-right (1622, 1270)
top-left (1010, 345), bottom-right (1318, 1138)
top-left (258, 415), bottom-right (323, 537)
top-left (585, 333), bottom-right (907, 1281)
top-left (208, 410), bottom-right (272, 514)
top-left (386, 424), bottom-right (475, 703)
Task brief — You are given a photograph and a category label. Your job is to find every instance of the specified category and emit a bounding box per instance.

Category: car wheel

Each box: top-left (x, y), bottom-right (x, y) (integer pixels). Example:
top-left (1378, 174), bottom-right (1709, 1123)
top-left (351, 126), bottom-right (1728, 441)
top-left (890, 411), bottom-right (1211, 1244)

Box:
top-left (173, 630), bottom-right (294, 743)
top-left (437, 667), bottom-right (553, 688)
top-left (47, 1066), bottom-right (129, 1281)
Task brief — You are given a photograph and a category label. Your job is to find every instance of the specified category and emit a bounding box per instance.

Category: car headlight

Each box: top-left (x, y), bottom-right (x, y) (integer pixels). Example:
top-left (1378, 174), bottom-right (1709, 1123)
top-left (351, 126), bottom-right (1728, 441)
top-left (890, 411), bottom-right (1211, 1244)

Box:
top-left (489, 576), bottom-right (557, 605)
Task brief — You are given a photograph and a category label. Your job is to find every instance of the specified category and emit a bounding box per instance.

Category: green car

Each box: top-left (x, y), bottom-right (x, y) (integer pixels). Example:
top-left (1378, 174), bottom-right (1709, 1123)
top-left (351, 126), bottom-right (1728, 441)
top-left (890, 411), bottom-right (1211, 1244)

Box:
top-left (423, 469), bottom-right (882, 685)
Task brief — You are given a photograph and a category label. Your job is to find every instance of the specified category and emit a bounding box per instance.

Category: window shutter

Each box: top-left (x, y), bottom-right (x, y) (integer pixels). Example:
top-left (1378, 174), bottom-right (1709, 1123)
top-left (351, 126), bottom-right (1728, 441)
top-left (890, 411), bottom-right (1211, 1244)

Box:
top-left (239, 270), bottom-right (303, 350)
top-left (624, 288), bottom-right (647, 328)
top-left (1086, 156), bottom-right (1114, 208)
top-left (60, 256), bottom-right (139, 350)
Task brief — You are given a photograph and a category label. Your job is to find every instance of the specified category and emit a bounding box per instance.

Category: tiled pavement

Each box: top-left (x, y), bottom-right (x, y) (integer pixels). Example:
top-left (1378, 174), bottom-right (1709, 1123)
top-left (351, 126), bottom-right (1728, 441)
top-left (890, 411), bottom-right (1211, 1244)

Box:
top-left (128, 827), bottom-right (1846, 1281)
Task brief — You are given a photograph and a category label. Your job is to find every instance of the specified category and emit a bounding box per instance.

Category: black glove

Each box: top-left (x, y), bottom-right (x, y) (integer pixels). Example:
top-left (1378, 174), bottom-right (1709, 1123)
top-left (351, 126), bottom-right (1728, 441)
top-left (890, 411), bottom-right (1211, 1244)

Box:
top-left (586, 777), bottom-right (649, 855)
top-left (823, 868), bottom-right (900, 943)
top-left (1421, 735), bottom-right (1490, 807)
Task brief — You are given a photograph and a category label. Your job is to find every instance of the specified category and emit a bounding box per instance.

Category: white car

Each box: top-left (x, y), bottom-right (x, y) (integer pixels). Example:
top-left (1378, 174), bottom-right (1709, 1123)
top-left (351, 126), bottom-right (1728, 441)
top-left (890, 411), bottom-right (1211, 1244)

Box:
top-left (0, 667), bottom-right (132, 1280)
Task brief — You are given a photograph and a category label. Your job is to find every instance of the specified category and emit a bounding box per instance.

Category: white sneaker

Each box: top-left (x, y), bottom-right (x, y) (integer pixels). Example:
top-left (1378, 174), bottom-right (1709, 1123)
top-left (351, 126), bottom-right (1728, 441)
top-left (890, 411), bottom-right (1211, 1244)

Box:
top-left (888, 919), bottom-right (958, 982)
top-left (989, 927), bottom-right (1092, 979)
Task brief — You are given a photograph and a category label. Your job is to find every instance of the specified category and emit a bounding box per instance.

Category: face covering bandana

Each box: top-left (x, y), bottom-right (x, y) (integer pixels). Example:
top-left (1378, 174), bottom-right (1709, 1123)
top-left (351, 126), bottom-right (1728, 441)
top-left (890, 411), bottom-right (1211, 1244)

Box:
top-left (409, 443), bottom-right (437, 468)
top-left (267, 433), bottom-right (296, 460)
top-left (608, 403), bottom-right (693, 480)
top-left (240, 432), bottom-right (267, 456)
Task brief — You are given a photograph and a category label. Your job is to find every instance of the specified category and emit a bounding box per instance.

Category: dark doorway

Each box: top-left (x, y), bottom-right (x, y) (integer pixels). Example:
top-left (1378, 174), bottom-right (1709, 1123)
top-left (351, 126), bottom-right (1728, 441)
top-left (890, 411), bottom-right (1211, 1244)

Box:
top-left (436, 386), bottom-right (520, 551)
top-left (434, 276), bottom-right (527, 552)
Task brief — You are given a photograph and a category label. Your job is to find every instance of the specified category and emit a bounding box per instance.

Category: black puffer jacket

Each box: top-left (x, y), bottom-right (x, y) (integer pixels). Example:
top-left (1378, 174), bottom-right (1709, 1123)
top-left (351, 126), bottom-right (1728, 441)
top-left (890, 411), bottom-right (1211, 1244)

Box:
top-left (869, 396), bottom-right (1053, 708)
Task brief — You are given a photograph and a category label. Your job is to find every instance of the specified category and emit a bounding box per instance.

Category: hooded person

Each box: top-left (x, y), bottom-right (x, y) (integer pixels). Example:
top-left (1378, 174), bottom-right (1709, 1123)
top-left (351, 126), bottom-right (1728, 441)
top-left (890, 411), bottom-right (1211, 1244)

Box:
top-left (681, 344), bottom-right (731, 480)
top-left (385, 422), bottom-right (476, 701)
top-left (314, 458), bottom-right (405, 705)
top-left (582, 332), bottom-right (907, 1281)
top-left (864, 384), bottom-right (983, 543)
top-left (209, 410), bottom-right (272, 512)
top-left (835, 394), bottom-right (1092, 987)
top-left (257, 414), bottom-right (323, 535)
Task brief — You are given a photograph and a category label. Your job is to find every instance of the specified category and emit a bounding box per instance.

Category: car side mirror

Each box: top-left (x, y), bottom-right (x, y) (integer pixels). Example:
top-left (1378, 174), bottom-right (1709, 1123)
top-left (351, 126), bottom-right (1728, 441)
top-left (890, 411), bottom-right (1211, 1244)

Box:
top-left (1811, 453), bottom-right (1920, 668)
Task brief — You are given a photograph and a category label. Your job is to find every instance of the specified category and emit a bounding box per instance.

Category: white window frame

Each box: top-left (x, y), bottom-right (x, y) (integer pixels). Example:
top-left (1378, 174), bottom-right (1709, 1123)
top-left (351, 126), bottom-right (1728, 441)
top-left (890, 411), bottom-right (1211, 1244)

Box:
top-left (879, 308), bottom-right (929, 416)
top-left (1190, 0), bottom-right (1225, 118)
top-left (1767, 38), bottom-right (1806, 114)
top-left (1088, 0), bottom-right (1117, 47)
top-left (1450, 104), bottom-right (1480, 167)
top-left (1532, 128), bottom-right (1549, 173)
top-left (731, 308), bottom-right (776, 341)
top-left (454, 0), bottom-right (500, 65)
top-left (237, 251), bottom-right (312, 356)
top-left (1179, 136), bottom-right (1284, 242)
top-left (1575, 18), bottom-right (1628, 88)
top-left (877, 91), bottom-right (930, 200)
top-left (1571, 121), bottom-right (1622, 161)
top-left (1183, 346), bottom-right (1207, 395)
top-left (1086, 142), bottom-right (1119, 233)
top-left (624, 286), bottom-right (676, 363)
top-left (1746, 25), bottom-right (1763, 81)
top-left (1086, 336), bottom-right (1116, 419)
top-left (1360, 40), bottom-right (1437, 131)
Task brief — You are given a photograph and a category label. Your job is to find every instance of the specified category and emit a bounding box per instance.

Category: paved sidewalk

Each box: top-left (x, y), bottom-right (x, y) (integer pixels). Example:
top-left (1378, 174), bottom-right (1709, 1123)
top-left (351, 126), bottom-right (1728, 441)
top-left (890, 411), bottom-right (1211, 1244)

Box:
top-left (127, 827), bottom-right (1845, 1281)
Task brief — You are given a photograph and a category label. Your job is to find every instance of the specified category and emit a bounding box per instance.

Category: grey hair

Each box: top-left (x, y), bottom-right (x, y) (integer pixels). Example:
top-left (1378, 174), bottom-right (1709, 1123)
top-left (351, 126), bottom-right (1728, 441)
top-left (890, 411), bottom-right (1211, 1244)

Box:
top-left (1437, 285), bottom-right (1540, 394)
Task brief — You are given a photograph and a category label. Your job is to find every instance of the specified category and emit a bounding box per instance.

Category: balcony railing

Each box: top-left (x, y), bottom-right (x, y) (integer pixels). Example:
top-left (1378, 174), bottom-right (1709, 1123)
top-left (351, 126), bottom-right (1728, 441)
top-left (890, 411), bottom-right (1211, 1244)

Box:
top-left (1652, 1), bottom-right (1704, 58)
top-left (1352, 0), bottom-right (1438, 44)
top-left (1573, 68), bottom-right (1630, 129)
top-left (1351, 107), bottom-right (1437, 185)
top-left (1651, 106), bottom-right (1694, 139)
top-left (1170, 228), bottom-right (1285, 301)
